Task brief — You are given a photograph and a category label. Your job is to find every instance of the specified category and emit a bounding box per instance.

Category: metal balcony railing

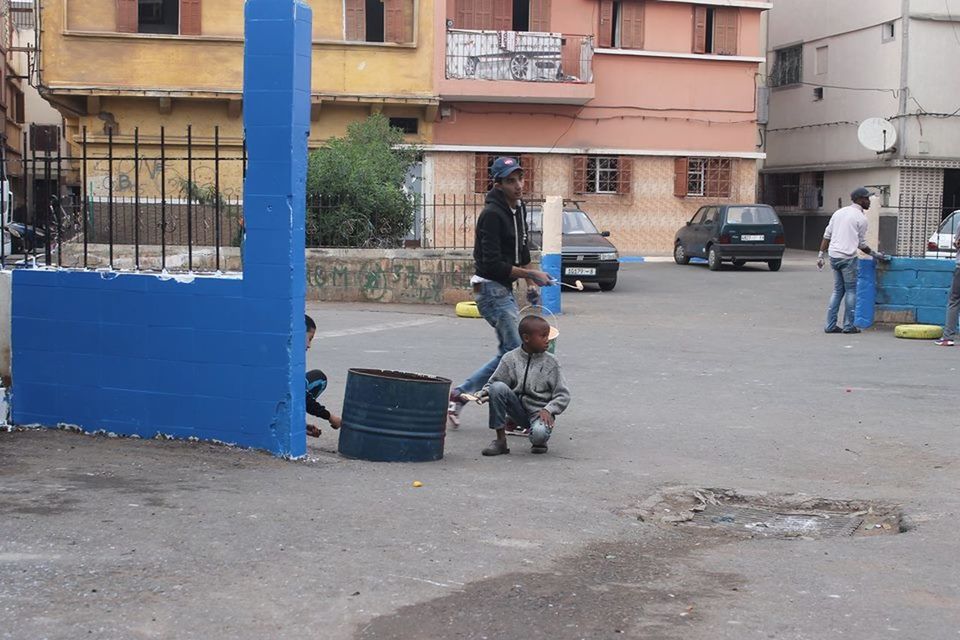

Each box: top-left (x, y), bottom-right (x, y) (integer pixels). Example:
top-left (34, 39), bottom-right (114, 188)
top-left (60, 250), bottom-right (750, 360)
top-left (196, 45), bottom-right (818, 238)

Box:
top-left (446, 29), bottom-right (594, 83)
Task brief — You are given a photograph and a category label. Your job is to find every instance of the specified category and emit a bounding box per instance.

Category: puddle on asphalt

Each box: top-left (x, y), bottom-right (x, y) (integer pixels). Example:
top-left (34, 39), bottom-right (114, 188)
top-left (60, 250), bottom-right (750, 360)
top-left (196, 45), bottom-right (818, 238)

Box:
top-left (629, 487), bottom-right (904, 540)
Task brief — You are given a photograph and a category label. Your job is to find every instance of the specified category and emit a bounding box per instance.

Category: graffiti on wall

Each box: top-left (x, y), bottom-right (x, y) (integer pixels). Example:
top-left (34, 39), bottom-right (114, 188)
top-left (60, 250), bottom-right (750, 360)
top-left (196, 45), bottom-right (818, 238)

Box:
top-left (306, 257), bottom-right (474, 304)
top-left (87, 160), bottom-right (245, 200)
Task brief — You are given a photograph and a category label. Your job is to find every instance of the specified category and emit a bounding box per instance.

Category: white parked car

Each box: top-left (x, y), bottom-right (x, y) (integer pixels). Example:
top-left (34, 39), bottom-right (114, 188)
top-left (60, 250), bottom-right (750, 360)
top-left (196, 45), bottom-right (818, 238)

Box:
top-left (926, 210), bottom-right (960, 259)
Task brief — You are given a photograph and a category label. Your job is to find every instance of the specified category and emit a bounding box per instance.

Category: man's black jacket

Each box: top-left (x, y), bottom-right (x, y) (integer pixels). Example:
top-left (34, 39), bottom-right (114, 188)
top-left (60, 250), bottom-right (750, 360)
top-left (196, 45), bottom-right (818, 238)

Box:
top-left (473, 188), bottom-right (531, 289)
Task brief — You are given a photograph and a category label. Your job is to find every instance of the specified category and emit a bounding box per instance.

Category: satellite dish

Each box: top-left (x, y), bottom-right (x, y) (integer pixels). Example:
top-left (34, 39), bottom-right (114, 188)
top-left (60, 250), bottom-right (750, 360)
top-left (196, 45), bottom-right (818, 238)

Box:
top-left (858, 118), bottom-right (897, 152)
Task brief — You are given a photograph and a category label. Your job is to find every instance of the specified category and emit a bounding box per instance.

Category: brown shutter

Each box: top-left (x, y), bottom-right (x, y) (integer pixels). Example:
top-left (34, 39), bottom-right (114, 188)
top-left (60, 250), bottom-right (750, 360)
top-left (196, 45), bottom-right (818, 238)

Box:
top-left (529, 0), bottom-right (551, 32)
top-left (345, 0), bottom-right (366, 41)
top-left (383, 0), bottom-right (410, 42)
top-left (598, 0), bottom-right (614, 48)
top-left (180, 0), bottom-right (202, 36)
top-left (455, 0), bottom-right (473, 29)
top-left (116, 0), bottom-right (138, 33)
top-left (713, 8), bottom-right (738, 55)
top-left (617, 156), bottom-right (633, 195)
top-left (521, 154), bottom-right (537, 198)
top-left (493, 0), bottom-right (512, 30)
top-left (619, 1), bottom-right (645, 49)
top-left (692, 5), bottom-right (707, 54)
top-left (674, 157), bottom-right (689, 197)
top-left (573, 155), bottom-right (588, 194)
top-left (458, 0), bottom-right (494, 29)
top-left (474, 153), bottom-right (489, 193)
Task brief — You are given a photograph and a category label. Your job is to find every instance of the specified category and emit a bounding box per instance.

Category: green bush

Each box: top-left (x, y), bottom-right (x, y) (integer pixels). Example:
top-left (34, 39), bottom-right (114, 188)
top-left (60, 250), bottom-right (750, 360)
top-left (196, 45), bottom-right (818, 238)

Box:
top-left (306, 114), bottom-right (419, 247)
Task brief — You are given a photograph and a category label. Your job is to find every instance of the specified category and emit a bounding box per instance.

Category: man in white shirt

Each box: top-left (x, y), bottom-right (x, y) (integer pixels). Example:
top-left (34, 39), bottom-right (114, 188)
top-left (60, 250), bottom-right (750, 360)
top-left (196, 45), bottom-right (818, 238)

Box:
top-left (817, 187), bottom-right (886, 334)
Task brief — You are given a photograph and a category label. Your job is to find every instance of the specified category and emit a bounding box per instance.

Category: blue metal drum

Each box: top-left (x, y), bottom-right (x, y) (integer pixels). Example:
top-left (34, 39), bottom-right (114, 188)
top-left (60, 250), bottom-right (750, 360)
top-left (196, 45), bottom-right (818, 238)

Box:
top-left (337, 369), bottom-right (451, 462)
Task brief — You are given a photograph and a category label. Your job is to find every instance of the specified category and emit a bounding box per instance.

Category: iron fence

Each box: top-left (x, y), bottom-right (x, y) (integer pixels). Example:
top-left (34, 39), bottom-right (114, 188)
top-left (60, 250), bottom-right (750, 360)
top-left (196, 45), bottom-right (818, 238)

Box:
top-left (305, 193), bottom-right (491, 251)
top-left (0, 125), bottom-right (247, 272)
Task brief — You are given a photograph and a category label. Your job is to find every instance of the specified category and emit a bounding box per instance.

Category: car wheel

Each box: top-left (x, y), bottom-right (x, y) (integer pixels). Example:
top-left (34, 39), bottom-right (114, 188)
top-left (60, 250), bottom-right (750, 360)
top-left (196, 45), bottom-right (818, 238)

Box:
top-left (674, 243), bottom-right (690, 265)
top-left (733, 259), bottom-right (746, 268)
top-left (768, 259), bottom-right (782, 272)
top-left (708, 246), bottom-right (722, 271)
top-left (599, 279), bottom-right (617, 292)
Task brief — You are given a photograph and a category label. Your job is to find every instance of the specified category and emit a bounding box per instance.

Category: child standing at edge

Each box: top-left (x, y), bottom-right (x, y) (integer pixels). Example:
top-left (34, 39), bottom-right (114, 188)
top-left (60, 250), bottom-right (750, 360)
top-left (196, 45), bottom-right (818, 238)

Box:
top-left (478, 315), bottom-right (570, 456)
top-left (305, 314), bottom-right (341, 438)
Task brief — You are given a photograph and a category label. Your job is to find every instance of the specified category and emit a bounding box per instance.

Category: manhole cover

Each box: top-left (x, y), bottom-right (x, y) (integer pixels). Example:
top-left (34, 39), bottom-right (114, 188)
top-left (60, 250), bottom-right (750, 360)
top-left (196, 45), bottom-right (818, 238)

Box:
top-left (630, 487), bottom-right (903, 539)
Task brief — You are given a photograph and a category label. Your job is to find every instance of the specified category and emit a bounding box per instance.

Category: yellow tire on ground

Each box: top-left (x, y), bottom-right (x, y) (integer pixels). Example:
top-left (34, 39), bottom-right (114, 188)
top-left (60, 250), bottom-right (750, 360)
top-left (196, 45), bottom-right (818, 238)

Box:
top-left (455, 301), bottom-right (482, 319)
top-left (894, 324), bottom-right (943, 339)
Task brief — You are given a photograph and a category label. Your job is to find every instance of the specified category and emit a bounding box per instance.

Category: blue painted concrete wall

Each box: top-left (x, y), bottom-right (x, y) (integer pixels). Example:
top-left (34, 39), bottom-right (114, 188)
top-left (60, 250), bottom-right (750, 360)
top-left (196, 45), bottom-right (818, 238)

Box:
top-left (10, 1), bottom-right (312, 457)
top-left (876, 257), bottom-right (957, 326)
top-left (854, 259), bottom-right (876, 328)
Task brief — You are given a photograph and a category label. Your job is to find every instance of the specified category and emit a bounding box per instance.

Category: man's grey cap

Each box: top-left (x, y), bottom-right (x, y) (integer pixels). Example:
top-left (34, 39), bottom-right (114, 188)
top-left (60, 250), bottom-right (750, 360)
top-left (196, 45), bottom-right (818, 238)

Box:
top-left (851, 187), bottom-right (875, 200)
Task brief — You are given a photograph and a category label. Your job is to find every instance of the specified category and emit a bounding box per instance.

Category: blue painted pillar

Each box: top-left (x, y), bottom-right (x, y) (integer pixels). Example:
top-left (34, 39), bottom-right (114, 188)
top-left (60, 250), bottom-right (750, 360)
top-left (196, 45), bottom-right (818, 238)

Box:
top-left (540, 195), bottom-right (563, 314)
top-left (242, 1), bottom-right (312, 458)
top-left (855, 257), bottom-right (877, 328)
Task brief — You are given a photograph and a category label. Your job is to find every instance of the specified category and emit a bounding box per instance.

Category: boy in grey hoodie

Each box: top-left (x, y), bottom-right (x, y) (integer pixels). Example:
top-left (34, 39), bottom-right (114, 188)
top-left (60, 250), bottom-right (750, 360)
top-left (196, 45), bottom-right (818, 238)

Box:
top-left (478, 315), bottom-right (570, 456)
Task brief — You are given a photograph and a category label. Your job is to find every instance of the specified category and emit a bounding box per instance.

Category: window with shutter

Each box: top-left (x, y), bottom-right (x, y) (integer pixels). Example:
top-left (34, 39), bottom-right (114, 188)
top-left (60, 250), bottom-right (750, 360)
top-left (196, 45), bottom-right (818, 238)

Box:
top-left (704, 159), bottom-right (733, 198)
top-left (679, 158), bottom-right (733, 197)
top-left (345, 0), bottom-right (365, 40)
top-left (492, 0), bottom-right (512, 30)
top-left (455, 0), bottom-right (494, 30)
top-left (116, 0), bottom-right (138, 32)
top-left (529, 0), bottom-right (550, 32)
top-left (674, 158), bottom-right (689, 198)
top-left (598, 0), bottom-right (614, 48)
top-left (134, 0), bottom-right (179, 34)
top-left (384, 0), bottom-right (407, 43)
top-left (573, 156), bottom-right (588, 194)
top-left (474, 153), bottom-right (490, 193)
top-left (713, 8), bottom-right (738, 55)
top-left (520, 155), bottom-right (537, 198)
top-left (180, 0), bottom-right (201, 36)
top-left (345, 0), bottom-right (414, 44)
top-left (616, 157), bottom-right (632, 195)
top-left (617, 1), bottom-right (644, 49)
top-left (692, 6), bottom-right (707, 54)
top-left (597, 0), bottom-right (615, 47)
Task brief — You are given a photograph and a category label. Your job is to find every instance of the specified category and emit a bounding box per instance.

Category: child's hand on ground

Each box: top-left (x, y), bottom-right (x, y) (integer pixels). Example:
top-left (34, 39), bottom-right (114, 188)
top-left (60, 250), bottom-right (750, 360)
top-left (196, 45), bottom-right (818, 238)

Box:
top-left (329, 414), bottom-right (342, 429)
top-left (538, 409), bottom-right (555, 428)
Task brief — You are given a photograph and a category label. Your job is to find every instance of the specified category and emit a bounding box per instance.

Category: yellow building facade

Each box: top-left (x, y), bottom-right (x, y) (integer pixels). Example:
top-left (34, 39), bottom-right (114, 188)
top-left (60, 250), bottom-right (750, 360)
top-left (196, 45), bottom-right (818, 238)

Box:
top-left (39, 0), bottom-right (437, 197)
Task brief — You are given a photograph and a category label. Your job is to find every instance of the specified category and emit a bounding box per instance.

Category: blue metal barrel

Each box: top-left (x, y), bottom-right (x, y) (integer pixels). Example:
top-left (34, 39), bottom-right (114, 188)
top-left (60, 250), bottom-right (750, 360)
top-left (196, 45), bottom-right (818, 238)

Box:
top-left (338, 369), bottom-right (451, 462)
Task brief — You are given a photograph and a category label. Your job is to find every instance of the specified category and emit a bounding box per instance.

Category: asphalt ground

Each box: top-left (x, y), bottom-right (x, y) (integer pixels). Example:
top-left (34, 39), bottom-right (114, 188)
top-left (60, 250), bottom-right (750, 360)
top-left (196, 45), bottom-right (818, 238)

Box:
top-left (2, 250), bottom-right (958, 639)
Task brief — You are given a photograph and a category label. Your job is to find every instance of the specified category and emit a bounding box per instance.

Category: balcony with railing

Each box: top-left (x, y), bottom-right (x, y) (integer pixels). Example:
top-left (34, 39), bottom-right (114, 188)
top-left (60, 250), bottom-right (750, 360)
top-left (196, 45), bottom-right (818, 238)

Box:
top-left (441, 29), bottom-right (595, 104)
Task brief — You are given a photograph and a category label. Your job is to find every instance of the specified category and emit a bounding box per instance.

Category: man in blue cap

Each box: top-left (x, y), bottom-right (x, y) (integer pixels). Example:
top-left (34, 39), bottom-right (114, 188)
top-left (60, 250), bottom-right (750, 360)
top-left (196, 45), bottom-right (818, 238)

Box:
top-left (817, 187), bottom-right (887, 334)
top-left (447, 157), bottom-right (551, 449)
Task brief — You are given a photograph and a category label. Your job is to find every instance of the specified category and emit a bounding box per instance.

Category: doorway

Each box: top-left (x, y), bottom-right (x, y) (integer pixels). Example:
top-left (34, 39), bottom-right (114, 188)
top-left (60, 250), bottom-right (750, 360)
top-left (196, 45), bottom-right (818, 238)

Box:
top-left (943, 169), bottom-right (960, 219)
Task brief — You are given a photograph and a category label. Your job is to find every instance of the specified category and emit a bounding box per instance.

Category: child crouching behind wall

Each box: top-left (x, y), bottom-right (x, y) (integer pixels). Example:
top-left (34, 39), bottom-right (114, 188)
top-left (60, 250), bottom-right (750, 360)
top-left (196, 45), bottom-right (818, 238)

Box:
top-left (305, 314), bottom-right (341, 437)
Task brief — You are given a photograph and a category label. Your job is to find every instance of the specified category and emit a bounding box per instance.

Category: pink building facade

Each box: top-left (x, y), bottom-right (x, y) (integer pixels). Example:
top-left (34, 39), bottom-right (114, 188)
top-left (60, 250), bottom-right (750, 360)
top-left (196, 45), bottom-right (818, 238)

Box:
top-left (425, 0), bottom-right (770, 255)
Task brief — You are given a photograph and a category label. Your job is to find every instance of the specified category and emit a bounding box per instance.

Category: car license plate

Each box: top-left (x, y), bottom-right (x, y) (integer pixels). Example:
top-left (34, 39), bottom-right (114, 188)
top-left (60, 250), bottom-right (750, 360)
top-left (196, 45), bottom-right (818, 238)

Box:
top-left (741, 234), bottom-right (764, 241)
top-left (565, 267), bottom-right (596, 276)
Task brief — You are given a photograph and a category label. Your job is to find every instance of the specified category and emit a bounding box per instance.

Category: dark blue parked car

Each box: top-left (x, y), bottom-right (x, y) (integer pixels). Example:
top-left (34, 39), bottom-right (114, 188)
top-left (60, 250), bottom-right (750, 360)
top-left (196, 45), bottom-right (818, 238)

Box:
top-left (674, 204), bottom-right (785, 271)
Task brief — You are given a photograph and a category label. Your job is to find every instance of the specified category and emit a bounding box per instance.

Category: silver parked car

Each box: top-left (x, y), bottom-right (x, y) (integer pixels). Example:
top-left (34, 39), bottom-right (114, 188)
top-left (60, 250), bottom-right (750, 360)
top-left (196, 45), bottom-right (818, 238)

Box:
top-left (925, 210), bottom-right (960, 259)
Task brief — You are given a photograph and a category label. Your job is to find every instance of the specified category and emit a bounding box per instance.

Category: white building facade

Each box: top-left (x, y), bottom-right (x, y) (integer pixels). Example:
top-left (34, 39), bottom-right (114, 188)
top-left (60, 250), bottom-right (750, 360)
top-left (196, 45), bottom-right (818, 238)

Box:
top-left (761, 0), bottom-right (960, 254)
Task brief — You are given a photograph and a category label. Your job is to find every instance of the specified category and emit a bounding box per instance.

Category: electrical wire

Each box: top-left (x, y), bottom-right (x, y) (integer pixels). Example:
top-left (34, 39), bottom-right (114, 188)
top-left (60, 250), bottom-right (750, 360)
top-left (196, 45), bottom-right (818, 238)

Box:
top-left (946, 0), bottom-right (960, 47)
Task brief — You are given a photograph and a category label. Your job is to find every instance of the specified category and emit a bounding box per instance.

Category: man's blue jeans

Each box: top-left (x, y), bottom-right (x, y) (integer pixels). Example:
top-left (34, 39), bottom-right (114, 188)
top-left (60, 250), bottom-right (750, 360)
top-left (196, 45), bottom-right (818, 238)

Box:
top-left (826, 256), bottom-right (858, 332)
top-left (457, 281), bottom-right (520, 394)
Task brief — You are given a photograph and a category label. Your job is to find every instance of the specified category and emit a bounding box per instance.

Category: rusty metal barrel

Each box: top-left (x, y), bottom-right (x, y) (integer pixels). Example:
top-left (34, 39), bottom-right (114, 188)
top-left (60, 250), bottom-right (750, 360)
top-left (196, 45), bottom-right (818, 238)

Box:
top-left (337, 369), bottom-right (451, 462)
